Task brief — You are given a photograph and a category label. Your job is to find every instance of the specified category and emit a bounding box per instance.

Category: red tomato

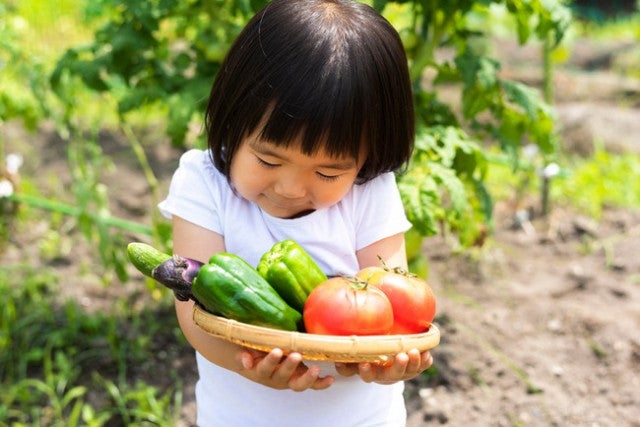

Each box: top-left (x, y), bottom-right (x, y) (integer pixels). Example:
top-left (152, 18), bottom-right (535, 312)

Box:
top-left (357, 266), bottom-right (436, 334)
top-left (303, 277), bottom-right (394, 335)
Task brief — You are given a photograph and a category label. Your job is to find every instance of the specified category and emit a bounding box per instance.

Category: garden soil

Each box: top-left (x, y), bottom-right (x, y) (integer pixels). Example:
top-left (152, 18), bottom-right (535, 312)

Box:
top-left (2, 38), bottom-right (639, 426)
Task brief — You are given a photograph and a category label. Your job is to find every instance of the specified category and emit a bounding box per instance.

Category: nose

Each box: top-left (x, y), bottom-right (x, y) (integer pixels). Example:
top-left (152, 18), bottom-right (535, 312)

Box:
top-left (274, 172), bottom-right (306, 199)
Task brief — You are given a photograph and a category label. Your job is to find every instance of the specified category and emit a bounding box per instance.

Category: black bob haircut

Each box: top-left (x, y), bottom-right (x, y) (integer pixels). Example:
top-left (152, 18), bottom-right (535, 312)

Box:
top-left (205, 0), bottom-right (415, 183)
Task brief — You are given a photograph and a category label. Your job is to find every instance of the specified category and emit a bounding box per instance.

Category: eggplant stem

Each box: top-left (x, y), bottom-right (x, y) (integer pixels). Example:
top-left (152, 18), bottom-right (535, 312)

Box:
top-left (151, 256), bottom-right (203, 301)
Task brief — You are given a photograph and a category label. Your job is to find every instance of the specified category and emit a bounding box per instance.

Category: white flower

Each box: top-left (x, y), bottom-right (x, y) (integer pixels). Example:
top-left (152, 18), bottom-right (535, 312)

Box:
top-left (6, 153), bottom-right (23, 175)
top-left (0, 179), bottom-right (13, 197)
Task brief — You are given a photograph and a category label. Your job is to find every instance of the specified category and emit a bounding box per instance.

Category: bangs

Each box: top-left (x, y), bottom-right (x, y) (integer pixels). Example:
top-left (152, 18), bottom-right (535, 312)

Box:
top-left (206, 0), bottom-right (414, 181)
top-left (253, 0), bottom-right (413, 174)
top-left (258, 53), bottom-right (368, 162)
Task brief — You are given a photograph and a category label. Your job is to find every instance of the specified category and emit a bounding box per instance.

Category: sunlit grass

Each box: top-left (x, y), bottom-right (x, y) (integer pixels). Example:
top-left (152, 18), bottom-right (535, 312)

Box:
top-left (573, 10), bottom-right (640, 41)
top-left (1, 0), bottom-right (121, 131)
top-left (552, 144), bottom-right (640, 218)
top-left (484, 143), bottom-right (640, 220)
top-left (13, 0), bottom-right (95, 59)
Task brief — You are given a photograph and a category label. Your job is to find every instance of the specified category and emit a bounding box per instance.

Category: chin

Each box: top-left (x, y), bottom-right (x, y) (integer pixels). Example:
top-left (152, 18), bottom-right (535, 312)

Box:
top-left (263, 203), bottom-right (315, 219)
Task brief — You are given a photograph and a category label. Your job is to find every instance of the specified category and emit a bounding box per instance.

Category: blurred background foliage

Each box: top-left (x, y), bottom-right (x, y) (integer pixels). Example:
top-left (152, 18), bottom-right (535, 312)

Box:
top-left (1, 0), bottom-right (639, 424)
top-left (6, 0), bottom-right (575, 258)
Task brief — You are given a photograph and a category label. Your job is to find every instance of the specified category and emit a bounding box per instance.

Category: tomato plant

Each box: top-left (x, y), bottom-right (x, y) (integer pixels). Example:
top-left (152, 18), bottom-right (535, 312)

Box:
top-left (47, 0), bottom-right (572, 250)
top-left (303, 277), bottom-right (393, 336)
top-left (357, 265), bottom-right (436, 334)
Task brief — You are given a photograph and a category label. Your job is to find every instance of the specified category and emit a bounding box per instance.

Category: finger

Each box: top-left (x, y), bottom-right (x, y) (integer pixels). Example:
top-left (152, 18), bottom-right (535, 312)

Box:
top-left (271, 352), bottom-right (303, 383)
top-left (310, 373), bottom-right (335, 390)
top-left (389, 351), bottom-right (410, 378)
top-left (289, 364), bottom-right (336, 391)
top-left (334, 362), bottom-right (358, 377)
top-left (421, 350), bottom-right (434, 370)
top-left (404, 349), bottom-right (423, 376)
top-left (361, 353), bottom-right (408, 383)
top-left (238, 351), bottom-right (254, 370)
top-left (357, 362), bottom-right (376, 383)
top-left (255, 348), bottom-right (284, 378)
top-left (237, 348), bottom-right (268, 370)
top-left (288, 365), bottom-right (320, 392)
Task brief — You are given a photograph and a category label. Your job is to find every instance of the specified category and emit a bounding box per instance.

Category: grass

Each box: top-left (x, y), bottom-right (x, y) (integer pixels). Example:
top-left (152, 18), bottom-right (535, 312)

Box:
top-left (552, 144), bottom-right (640, 218)
top-left (574, 10), bottom-right (640, 40)
top-left (0, 264), bottom-right (186, 426)
top-left (484, 143), bottom-right (640, 220)
top-left (572, 10), bottom-right (640, 79)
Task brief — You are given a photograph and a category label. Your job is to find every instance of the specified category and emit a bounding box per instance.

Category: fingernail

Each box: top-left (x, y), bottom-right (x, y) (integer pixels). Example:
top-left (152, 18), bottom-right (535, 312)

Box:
top-left (241, 355), bottom-right (252, 370)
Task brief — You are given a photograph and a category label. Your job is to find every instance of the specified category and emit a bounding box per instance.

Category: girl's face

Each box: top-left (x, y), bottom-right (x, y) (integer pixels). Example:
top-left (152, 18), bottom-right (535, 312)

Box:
top-left (230, 133), bottom-right (365, 219)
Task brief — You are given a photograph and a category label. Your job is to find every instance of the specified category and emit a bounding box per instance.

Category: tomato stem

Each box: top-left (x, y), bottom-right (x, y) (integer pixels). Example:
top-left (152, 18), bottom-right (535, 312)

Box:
top-left (344, 275), bottom-right (369, 290)
top-left (375, 254), bottom-right (416, 277)
top-left (376, 254), bottom-right (391, 271)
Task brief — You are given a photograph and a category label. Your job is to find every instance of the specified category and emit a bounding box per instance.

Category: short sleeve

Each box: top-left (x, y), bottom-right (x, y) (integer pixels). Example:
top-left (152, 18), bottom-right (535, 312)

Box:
top-left (351, 172), bottom-right (412, 250)
top-left (158, 149), bottom-right (224, 234)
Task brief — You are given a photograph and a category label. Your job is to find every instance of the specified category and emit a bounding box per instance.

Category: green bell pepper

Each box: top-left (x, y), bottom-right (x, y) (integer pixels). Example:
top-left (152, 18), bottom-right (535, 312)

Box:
top-left (257, 240), bottom-right (327, 312)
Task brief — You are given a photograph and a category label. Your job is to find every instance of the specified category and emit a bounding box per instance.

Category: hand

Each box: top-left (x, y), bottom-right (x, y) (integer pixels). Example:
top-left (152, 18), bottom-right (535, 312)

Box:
top-left (334, 349), bottom-right (433, 384)
top-left (237, 347), bottom-right (335, 391)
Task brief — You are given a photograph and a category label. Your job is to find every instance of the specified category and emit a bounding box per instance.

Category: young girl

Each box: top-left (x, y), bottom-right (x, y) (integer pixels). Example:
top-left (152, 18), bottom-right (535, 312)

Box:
top-left (159, 0), bottom-right (433, 425)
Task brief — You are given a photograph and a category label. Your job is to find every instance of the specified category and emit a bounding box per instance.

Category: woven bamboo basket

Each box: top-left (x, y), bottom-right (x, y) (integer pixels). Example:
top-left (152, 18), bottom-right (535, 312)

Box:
top-left (193, 304), bottom-right (440, 363)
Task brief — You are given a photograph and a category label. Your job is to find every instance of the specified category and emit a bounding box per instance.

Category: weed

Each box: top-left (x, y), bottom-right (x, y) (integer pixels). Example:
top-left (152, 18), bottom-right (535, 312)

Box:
top-left (0, 264), bottom-right (185, 425)
top-left (588, 339), bottom-right (608, 360)
top-left (553, 142), bottom-right (640, 218)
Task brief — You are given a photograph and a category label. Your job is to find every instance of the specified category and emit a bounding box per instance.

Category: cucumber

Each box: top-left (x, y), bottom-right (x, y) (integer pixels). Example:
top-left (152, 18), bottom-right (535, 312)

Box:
top-left (127, 242), bottom-right (171, 278)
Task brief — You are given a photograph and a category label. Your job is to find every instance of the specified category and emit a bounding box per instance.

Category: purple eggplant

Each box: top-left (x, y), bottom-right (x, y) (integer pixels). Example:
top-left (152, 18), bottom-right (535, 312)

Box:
top-left (127, 242), bottom-right (204, 301)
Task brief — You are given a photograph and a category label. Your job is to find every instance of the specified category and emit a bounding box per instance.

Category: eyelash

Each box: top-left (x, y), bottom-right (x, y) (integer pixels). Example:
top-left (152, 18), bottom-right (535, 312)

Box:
top-left (256, 156), bottom-right (341, 182)
top-left (316, 173), bottom-right (340, 182)
top-left (256, 157), bottom-right (278, 168)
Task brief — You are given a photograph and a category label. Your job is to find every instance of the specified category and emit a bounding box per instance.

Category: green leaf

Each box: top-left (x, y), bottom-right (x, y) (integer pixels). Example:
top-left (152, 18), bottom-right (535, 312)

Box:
top-left (431, 162), bottom-right (469, 213)
top-left (118, 88), bottom-right (165, 114)
top-left (398, 176), bottom-right (440, 237)
top-left (502, 80), bottom-right (542, 119)
top-left (455, 51), bottom-right (499, 89)
top-left (166, 94), bottom-right (195, 147)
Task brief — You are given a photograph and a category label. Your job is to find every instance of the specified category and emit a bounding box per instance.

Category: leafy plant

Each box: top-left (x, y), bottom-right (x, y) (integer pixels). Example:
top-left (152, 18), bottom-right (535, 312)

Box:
top-left (0, 3), bottom-right (45, 130)
top-left (48, 0), bottom-right (571, 247)
top-left (384, 0), bottom-right (570, 244)
top-left (398, 125), bottom-right (490, 246)
top-left (50, 0), bottom-right (267, 147)
top-left (0, 264), bottom-right (185, 425)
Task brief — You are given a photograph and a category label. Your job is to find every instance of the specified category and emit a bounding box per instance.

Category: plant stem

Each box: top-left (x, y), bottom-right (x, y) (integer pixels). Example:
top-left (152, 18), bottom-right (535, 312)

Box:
top-left (121, 123), bottom-right (164, 243)
top-left (542, 33), bottom-right (554, 104)
top-left (6, 192), bottom-right (153, 236)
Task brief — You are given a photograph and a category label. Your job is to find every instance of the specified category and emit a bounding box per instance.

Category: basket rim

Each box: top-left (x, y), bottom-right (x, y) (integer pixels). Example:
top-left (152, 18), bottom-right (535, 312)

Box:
top-left (192, 304), bottom-right (440, 363)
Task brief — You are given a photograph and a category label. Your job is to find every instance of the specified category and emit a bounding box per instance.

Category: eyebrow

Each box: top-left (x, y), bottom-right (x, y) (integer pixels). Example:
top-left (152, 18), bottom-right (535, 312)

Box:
top-left (250, 141), bottom-right (357, 170)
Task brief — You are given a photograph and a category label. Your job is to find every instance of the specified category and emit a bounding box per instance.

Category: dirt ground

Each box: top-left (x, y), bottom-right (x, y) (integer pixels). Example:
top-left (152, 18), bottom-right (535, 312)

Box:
top-left (2, 36), bottom-right (639, 426)
top-left (402, 39), bottom-right (640, 427)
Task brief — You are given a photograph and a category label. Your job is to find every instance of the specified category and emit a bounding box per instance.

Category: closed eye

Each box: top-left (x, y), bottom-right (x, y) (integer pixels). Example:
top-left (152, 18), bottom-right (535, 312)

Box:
top-left (316, 172), bottom-right (341, 182)
top-left (255, 156), bottom-right (279, 168)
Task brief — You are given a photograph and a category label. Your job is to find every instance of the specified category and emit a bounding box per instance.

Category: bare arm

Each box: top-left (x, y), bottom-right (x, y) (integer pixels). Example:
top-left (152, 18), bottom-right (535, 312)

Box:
top-left (356, 232), bottom-right (408, 270)
top-left (171, 215), bottom-right (239, 370)
top-left (171, 215), bottom-right (334, 390)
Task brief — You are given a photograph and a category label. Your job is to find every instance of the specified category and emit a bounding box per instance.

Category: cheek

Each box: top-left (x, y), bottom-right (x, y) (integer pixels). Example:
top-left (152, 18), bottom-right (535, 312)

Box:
top-left (230, 161), bottom-right (267, 198)
top-left (314, 181), bottom-right (356, 207)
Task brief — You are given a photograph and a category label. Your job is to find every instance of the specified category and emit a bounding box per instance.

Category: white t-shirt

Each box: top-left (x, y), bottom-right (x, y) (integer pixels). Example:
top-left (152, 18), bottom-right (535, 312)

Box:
top-left (159, 149), bottom-right (412, 427)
